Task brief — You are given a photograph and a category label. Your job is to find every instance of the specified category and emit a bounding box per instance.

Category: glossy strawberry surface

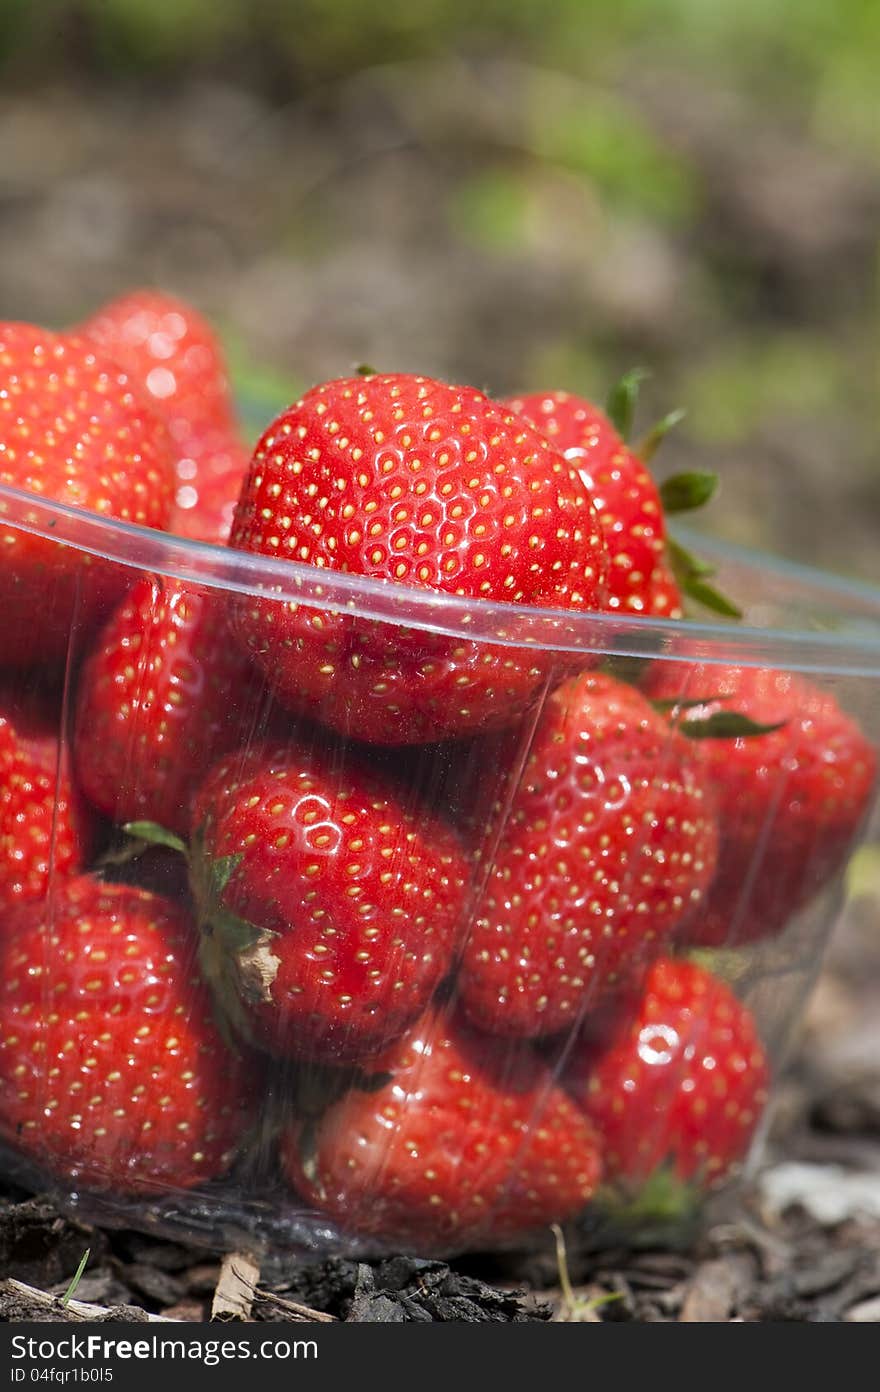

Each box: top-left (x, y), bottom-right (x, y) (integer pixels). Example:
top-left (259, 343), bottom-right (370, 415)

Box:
top-left (229, 373), bottom-right (608, 743)
top-left (82, 290), bottom-right (249, 546)
top-left (505, 390), bottom-right (666, 615)
top-left (0, 726), bottom-right (88, 915)
top-left (81, 289), bottom-right (238, 449)
top-left (647, 663), bottom-right (877, 945)
top-left (458, 673), bottom-right (718, 1036)
top-left (0, 323), bottom-right (175, 666)
top-left (564, 958), bottom-right (769, 1186)
top-left (0, 877), bottom-right (255, 1193)
top-left (75, 575), bottom-right (265, 835)
top-left (191, 741), bottom-right (470, 1063)
top-left (282, 1009), bottom-right (603, 1251)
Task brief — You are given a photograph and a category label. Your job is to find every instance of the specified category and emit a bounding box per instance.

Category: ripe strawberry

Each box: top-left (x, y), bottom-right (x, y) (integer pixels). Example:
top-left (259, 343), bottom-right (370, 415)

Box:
top-left (563, 958), bottom-right (769, 1187)
top-left (81, 289), bottom-right (238, 450)
top-left (169, 432), bottom-right (249, 544)
top-left (458, 672), bottom-right (718, 1038)
top-left (0, 323), bottom-right (175, 667)
top-left (81, 290), bottom-right (248, 547)
top-left (74, 575), bottom-right (271, 837)
top-left (228, 373), bottom-right (608, 743)
top-left (0, 692), bottom-right (89, 913)
top-left (647, 664), bottom-right (878, 945)
top-left (503, 390), bottom-right (666, 615)
top-left (644, 559), bottom-right (683, 619)
top-left (282, 1009), bottom-right (602, 1251)
top-left (185, 742), bottom-right (470, 1064)
top-left (0, 876), bottom-right (255, 1194)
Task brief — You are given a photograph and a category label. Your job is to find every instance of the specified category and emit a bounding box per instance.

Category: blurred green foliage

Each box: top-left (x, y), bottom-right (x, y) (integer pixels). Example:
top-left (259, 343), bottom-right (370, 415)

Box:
top-left (1, 0), bottom-right (877, 574)
top-left (3, 0), bottom-right (880, 161)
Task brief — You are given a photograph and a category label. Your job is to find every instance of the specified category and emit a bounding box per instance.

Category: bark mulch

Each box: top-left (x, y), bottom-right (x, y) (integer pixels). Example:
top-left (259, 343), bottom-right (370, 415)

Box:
top-left (3, 1129), bottom-right (880, 1323)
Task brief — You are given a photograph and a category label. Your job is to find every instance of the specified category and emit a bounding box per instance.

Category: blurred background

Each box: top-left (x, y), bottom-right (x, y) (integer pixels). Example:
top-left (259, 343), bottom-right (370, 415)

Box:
top-left (1, 0), bottom-right (878, 579)
top-left (1, 0), bottom-right (880, 1159)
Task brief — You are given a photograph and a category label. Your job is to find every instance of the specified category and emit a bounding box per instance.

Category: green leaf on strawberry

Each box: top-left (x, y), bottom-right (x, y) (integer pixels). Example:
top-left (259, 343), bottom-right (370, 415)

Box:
top-left (122, 820), bottom-right (189, 855)
top-left (635, 407), bottom-right (686, 464)
top-left (650, 695), bottom-right (723, 712)
top-left (605, 367), bottom-right (649, 442)
top-left (659, 471), bottom-right (719, 514)
top-left (651, 695), bottom-right (786, 739)
top-left (667, 536), bottom-right (743, 618)
top-left (207, 851), bottom-right (245, 897)
top-left (676, 711), bottom-right (787, 739)
top-left (666, 536), bottom-right (716, 578)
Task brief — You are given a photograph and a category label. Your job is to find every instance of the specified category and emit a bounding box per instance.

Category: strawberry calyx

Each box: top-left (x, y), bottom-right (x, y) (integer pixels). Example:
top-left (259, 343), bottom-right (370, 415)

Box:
top-left (123, 818), bottom-right (279, 1036)
top-left (636, 407), bottom-right (687, 464)
top-left (595, 1163), bottom-right (704, 1239)
top-left (604, 367), bottom-right (742, 620)
top-left (665, 535), bottom-right (743, 619)
top-left (659, 472), bottom-right (718, 514)
top-left (122, 820), bottom-right (188, 855)
top-left (676, 710), bottom-right (786, 739)
top-left (191, 831), bottom-right (282, 1011)
top-left (605, 367), bottom-right (650, 442)
top-left (649, 700), bottom-right (787, 739)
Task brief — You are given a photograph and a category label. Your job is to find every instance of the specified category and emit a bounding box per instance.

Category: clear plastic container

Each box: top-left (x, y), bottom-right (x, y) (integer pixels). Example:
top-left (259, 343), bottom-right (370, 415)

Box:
top-left (0, 478), bottom-right (877, 1258)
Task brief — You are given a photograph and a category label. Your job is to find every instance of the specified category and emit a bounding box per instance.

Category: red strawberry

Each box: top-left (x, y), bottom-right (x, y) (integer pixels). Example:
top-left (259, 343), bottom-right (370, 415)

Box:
top-left (187, 742), bottom-right (470, 1064)
top-left (81, 290), bottom-right (248, 547)
top-left (504, 390), bottom-right (666, 615)
top-left (228, 373), bottom-right (608, 744)
top-left (81, 289), bottom-right (238, 450)
top-left (0, 323), bottom-right (175, 666)
top-left (282, 1008), bottom-right (603, 1251)
top-left (563, 958), bottom-right (769, 1187)
top-left (0, 876), bottom-right (255, 1194)
top-left (0, 695), bottom-right (89, 913)
top-left (74, 575), bottom-right (271, 836)
top-left (169, 432), bottom-right (248, 544)
top-left (643, 559), bottom-right (683, 619)
top-left (458, 673), bottom-right (718, 1038)
top-left (647, 664), bottom-right (878, 945)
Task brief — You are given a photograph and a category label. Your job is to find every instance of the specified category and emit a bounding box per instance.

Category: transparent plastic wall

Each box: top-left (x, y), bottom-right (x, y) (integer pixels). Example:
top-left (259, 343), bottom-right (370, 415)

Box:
top-left (0, 482), bottom-right (878, 1257)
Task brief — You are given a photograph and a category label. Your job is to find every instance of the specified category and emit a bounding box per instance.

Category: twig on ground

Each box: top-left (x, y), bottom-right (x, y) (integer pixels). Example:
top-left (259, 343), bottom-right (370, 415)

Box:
top-left (0, 1276), bottom-right (179, 1323)
top-left (253, 1289), bottom-right (337, 1323)
top-left (211, 1252), bottom-right (261, 1322)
